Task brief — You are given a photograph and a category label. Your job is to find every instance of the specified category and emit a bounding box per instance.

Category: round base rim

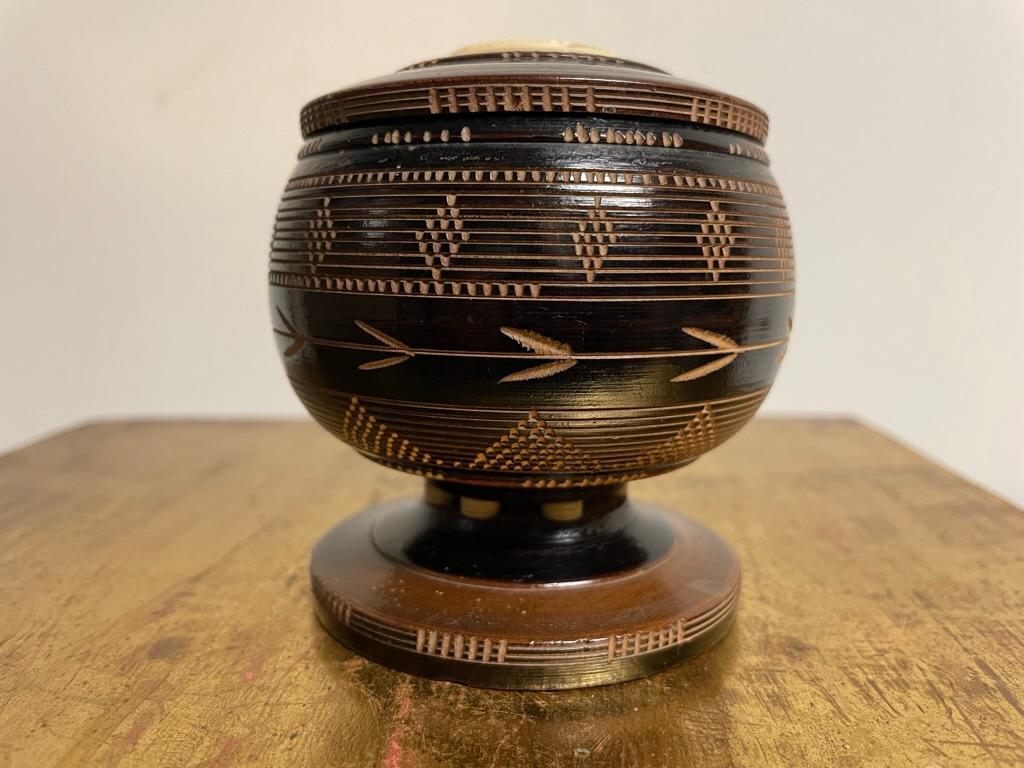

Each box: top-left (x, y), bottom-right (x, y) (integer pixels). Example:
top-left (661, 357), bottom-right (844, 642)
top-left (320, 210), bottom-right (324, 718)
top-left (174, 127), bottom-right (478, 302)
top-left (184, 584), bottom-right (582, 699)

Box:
top-left (310, 498), bottom-right (740, 690)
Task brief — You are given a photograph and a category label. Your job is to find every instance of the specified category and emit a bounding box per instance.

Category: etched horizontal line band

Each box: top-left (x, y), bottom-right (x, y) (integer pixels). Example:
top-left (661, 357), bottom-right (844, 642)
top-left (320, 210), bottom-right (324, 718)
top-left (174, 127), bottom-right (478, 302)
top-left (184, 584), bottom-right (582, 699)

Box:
top-left (301, 77), bottom-right (768, 140)
top-left (273, 328), bottom-right (786, 360)
top-left (288, 383), bottom-right (770, 415)
top-left (312, 573), bottom-right (740, 667)
top-left (292, 394), bottom-right (766, 430)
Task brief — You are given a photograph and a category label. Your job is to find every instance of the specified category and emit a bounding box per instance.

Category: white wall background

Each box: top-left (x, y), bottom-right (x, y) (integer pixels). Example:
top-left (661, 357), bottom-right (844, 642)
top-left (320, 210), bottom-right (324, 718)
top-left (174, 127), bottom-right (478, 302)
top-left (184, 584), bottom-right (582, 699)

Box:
top-left (1, 0), bottom-right (1022, 504)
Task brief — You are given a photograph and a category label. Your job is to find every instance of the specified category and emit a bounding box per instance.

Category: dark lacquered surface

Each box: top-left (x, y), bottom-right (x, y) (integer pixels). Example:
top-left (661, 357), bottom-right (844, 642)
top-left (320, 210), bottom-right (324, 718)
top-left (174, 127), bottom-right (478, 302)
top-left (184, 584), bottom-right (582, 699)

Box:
top-left (311, 486), bottom-right (740, 689)
top-left (270, 108), bottom-right (792, 489)
top-left (372, 483), bottom-right (673, 583)
top-left (274, 49), bottom-right (791, 687)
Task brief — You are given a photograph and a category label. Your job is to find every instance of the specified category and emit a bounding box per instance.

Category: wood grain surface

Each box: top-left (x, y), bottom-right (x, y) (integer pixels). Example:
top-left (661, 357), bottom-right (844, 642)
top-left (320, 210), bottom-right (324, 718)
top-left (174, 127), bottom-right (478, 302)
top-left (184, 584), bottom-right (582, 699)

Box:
top-left (0, 419), bottom-right (1021, 767)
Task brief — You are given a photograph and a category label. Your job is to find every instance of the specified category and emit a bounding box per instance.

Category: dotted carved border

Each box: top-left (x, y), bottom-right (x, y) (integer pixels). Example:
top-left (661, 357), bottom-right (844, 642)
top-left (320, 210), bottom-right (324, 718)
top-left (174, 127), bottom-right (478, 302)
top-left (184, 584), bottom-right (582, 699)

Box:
top-left (296, 121), bottom-right (771, 166)
top-left (283, 167), bottom-right (782, 199)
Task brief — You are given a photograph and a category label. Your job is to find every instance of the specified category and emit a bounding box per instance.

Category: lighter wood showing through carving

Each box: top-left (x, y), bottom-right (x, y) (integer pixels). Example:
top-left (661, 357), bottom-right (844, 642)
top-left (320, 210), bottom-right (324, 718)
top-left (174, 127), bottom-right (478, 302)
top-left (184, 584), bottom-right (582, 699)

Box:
top-left (273, 167), bottom-right (792, 303)
top-left (699, 201), bottom-right (735, 281)
top-left (273, 311), bottom-right (778, 383)
top-left (311, 574), bottom-right (740, 667)
top-left (354, 320), bottom-right (413, 370)
top-left (672, 328), bottom-right (739, 382)
top-left (469, 410), bottom-right (603, 474)
top-left (573, 196), bottom-right (616, 282)
top-left (498, 327), bottom-right (577, 383)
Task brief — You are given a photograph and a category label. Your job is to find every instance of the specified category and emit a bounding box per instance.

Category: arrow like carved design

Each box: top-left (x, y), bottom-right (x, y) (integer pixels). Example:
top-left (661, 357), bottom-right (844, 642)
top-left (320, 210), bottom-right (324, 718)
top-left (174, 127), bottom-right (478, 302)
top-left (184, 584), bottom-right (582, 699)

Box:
top-left (355, 320), bottom-right (414, 370)
top-left (275, 307), bottom-right (307, 358)
top-left (671, 328), bottom-right (739, 382)
top-left (498, 327), bottom-right (577, 383)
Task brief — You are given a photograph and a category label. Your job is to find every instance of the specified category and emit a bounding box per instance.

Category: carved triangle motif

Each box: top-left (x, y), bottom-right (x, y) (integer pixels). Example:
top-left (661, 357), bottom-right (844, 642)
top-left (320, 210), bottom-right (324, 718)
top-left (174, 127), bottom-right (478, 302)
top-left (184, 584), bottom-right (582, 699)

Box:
top-left (470, 409), bottom-right (603, 473)
top-left (638, 404), bottom-right (717, 467)
top-left (338, 396), bottom-right (435, 467)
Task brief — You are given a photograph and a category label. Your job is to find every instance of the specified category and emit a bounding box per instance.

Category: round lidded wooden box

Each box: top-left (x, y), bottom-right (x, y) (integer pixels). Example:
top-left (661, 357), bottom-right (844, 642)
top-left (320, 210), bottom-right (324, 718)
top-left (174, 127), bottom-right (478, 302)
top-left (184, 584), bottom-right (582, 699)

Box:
top-left (270, 43), bottom-right (793, 689)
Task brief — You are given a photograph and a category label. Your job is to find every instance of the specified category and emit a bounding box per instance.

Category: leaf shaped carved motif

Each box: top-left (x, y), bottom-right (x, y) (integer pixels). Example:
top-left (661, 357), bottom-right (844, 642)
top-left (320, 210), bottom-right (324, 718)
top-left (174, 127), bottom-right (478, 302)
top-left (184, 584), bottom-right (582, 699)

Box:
top-left (498, 327), bottom-right (577, 383)
top-left (354, 320), bottom-right (413, 371)
top-left (670, 327), bottom-right (739, 383)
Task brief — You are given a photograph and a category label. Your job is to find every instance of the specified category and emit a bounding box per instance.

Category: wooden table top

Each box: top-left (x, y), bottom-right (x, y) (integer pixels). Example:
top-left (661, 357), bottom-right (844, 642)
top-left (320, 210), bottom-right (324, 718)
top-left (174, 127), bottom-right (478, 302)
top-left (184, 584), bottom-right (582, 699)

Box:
top-left (0, 419), bottom-right (1021, 767)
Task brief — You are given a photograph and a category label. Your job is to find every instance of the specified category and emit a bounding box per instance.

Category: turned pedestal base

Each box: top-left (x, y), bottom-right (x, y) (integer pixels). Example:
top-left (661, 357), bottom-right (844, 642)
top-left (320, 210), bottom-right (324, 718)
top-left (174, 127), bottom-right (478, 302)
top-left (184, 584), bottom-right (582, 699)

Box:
top-left (310, 482), bottom-right (739, 689)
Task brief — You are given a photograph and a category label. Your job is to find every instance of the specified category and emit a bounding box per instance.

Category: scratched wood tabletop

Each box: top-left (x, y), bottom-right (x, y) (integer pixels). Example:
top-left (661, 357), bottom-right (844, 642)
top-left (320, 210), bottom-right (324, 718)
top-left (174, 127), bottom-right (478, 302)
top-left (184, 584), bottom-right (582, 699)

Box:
top-left (0, 419), bottom-right (1021, 767)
